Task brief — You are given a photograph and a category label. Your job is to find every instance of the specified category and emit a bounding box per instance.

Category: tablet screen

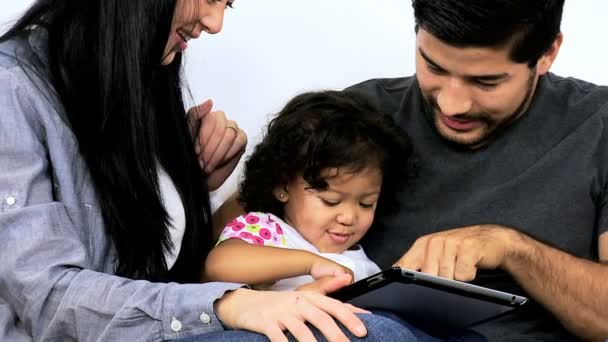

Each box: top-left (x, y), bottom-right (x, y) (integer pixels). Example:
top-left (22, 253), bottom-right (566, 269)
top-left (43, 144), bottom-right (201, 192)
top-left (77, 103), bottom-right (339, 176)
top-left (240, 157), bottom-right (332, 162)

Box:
top-left (330, 267), bottom-right (527, 331)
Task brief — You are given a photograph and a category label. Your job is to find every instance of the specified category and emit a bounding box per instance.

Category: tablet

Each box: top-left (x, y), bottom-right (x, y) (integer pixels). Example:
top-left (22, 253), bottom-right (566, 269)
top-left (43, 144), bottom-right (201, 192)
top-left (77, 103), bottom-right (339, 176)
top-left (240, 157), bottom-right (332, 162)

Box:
top-left (329, 267), bottom-right (527, 331)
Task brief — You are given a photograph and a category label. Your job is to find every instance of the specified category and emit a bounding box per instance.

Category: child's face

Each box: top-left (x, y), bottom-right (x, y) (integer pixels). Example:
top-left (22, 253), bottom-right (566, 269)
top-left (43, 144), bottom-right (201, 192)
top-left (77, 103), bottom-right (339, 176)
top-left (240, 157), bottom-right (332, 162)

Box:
top-left (277, 167), bottom-right (382, 253)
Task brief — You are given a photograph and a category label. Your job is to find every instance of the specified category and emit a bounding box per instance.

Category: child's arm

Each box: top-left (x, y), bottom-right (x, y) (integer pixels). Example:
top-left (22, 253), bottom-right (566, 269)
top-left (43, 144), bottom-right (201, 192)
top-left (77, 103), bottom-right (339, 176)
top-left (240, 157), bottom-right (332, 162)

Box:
top-left (204, 212), bottom-right (354, 286)
top-left (212, 192), bottom-right (244, 240)
top-left (203, 238), bottom-right (352, 285)
top-left (205, 238), bottom-right (309, 283)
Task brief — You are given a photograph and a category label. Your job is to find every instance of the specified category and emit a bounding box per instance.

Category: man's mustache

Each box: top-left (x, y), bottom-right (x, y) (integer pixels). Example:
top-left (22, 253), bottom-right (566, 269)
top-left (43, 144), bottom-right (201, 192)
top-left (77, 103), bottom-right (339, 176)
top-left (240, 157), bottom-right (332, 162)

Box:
top-left (425, 96), bottom-right (492, 123)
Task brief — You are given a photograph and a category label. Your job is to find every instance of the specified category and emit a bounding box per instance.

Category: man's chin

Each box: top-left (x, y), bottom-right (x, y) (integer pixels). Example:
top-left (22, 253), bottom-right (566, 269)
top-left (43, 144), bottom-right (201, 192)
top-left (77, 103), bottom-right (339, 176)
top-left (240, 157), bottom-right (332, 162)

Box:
top-left (436, 123), bottom-right (487, 147)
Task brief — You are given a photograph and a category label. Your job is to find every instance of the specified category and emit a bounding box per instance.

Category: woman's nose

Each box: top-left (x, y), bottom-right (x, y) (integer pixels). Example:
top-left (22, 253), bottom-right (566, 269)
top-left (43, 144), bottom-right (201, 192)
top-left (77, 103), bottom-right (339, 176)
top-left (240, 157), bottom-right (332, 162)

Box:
top-left (200, 4), bottom-right (225, 34)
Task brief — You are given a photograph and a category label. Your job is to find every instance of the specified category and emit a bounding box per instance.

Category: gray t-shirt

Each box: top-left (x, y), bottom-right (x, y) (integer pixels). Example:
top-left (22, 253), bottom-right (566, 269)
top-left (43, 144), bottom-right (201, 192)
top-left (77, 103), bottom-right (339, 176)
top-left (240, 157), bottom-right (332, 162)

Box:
top-left (349, 73), bottom-right (608, 341)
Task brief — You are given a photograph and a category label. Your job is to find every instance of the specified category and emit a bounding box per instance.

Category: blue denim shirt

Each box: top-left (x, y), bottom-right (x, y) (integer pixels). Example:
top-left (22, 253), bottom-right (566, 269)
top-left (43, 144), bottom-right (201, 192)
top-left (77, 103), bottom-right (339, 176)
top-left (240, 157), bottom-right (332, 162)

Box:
top-left (0, 32), bottom-right (241, 341)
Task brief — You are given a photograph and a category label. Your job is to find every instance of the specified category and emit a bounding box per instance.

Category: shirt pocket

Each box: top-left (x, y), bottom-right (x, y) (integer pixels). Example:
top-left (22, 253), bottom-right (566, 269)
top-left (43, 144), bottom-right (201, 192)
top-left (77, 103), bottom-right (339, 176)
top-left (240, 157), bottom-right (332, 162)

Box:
top-left (0, 190), bottom-right (21, 213)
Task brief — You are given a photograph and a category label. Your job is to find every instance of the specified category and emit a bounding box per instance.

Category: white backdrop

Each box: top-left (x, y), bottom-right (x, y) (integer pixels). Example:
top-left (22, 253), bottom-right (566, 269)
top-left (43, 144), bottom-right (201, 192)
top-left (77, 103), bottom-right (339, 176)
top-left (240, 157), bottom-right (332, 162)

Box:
top-left (2, 1), bottom-right (607, 207)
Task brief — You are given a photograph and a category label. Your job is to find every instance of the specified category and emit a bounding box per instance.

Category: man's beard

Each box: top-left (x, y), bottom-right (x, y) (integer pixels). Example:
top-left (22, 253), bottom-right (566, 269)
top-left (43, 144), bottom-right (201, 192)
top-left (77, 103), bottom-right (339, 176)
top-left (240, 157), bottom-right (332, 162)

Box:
top-left (421, 72), bottom-right (536, 148)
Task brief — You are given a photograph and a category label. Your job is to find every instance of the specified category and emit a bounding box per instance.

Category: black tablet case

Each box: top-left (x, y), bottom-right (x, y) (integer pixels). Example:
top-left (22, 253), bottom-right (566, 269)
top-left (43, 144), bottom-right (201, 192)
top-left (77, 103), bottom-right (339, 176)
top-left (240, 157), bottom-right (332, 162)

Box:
top-left (330, 267), bottom-right (527, 331)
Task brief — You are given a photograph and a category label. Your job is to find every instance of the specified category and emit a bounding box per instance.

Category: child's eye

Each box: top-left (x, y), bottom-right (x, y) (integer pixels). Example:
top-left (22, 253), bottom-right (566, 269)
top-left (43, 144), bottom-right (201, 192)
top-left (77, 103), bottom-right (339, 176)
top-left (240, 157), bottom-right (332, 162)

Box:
top-left (360, 202), bottom-right (376, 209)
top-left (321, 199), bottom-right (340, 207)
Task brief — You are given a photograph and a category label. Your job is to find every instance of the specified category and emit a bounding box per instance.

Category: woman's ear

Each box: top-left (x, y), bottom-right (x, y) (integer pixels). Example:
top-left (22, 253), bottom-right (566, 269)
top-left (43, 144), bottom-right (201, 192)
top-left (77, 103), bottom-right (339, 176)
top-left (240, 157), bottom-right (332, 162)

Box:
top-left (272, 186), bottom-right (288, 203)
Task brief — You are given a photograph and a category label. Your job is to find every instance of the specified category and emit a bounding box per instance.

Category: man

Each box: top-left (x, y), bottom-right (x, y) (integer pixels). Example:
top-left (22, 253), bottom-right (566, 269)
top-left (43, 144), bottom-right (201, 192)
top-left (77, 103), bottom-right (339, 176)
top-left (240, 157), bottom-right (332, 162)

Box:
top-left (215, 0), bottom-right (608, 340)
top-left (350, 0), bottom-right (608, 340)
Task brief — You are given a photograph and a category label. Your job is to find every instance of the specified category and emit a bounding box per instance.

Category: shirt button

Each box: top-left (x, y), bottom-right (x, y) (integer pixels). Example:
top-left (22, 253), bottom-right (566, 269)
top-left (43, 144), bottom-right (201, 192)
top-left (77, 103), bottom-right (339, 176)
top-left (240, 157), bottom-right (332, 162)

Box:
top-left (6, 196), bottom-right (16, 206)
top-left (170, 318), bottom-right (182, 332)
top-left (199, 312), bottom-right (211, 324)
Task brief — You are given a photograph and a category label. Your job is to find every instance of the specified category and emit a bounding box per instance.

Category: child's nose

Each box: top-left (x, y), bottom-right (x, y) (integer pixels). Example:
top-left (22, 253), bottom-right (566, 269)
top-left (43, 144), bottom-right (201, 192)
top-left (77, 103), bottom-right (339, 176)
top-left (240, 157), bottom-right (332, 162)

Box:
top-left (336, 207), bottom-right (356, 226)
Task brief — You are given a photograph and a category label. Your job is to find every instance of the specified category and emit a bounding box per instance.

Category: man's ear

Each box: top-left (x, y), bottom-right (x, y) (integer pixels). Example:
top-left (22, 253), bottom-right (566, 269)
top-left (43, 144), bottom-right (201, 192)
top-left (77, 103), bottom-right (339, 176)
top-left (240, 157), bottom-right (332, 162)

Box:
top-left (272, 186), bottom-right (288, 203)
top-left (537, 33), bottom-right (564, 75)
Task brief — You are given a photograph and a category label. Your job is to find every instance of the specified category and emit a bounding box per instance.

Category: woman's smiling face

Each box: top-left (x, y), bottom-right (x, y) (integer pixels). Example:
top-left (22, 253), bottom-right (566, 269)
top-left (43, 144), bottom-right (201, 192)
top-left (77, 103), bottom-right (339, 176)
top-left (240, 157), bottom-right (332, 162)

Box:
top-left (161, 0), bottom-right (233, 65)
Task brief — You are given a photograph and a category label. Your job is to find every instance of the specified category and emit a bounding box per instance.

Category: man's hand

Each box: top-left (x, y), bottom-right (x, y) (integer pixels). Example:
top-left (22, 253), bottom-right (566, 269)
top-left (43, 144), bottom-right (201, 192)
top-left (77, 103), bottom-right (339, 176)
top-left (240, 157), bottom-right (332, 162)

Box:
top-left (395, 226), bottom-right (608, 340)
top-left (394, 224), bottom-right (523, 281)
top-left (187, 99), bottom-right (247, 191)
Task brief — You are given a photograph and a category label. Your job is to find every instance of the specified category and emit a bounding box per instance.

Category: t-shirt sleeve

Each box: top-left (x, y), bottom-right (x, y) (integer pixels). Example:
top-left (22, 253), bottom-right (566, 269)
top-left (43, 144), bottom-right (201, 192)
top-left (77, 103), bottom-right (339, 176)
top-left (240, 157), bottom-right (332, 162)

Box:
top-left (344, 77), bottom-right (412, 116)
top-left (217, 212), bottom-right (287, 247)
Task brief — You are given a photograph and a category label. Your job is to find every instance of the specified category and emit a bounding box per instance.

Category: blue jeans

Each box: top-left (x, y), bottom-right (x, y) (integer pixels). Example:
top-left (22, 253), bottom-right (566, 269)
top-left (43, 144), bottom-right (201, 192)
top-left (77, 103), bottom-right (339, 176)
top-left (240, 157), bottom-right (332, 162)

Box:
top-left (178, 313), bottom-right (417, 341)
top-left (373, 311), bottom-right (487, 342)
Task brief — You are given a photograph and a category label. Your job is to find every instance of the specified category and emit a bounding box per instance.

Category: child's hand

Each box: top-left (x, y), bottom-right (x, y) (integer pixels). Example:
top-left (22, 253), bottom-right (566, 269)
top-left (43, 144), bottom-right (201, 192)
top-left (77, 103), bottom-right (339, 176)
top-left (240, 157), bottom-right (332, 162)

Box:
top-left (310, 256), bottom-right (354, 281)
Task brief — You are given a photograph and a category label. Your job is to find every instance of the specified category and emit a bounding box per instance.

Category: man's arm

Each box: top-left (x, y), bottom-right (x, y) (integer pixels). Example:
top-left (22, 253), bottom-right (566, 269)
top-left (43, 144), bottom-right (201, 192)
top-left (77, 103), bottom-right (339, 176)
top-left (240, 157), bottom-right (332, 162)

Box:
top-left (503, 230), bottom-right (608, 341)
top-left (395, 226), bottom-right (608, 341)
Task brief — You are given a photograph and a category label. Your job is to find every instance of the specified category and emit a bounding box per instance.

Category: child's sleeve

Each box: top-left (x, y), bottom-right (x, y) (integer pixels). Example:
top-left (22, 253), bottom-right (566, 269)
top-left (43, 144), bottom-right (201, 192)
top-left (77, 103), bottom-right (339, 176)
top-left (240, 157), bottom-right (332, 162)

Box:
top-left (217, 212), bottom-right (287, 247)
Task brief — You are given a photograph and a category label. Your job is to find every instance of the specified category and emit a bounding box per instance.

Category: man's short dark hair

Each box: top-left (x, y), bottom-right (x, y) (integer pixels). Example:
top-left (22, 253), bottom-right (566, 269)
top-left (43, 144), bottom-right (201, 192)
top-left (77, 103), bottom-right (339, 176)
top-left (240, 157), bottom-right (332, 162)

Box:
top-left (412, 0), bottom-right (565, 67)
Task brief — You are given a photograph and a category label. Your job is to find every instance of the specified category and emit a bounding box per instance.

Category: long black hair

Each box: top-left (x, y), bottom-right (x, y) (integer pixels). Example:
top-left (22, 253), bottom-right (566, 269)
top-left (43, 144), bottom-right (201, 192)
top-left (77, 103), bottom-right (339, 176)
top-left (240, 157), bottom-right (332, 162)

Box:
top-left (239, 90), bottom-right (414, 219)
top-left (1, 0), bottom-right (212, 282)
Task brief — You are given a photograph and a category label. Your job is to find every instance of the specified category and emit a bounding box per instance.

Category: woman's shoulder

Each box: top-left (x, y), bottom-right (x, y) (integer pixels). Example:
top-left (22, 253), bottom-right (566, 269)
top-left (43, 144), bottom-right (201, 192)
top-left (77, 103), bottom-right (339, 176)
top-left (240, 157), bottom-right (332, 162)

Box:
top-left (1, 30), bottom-right (53, 96)
top-left (0, 30), bottom-right (41, 73)
top-left (0, 31), bottom-right (65, 133)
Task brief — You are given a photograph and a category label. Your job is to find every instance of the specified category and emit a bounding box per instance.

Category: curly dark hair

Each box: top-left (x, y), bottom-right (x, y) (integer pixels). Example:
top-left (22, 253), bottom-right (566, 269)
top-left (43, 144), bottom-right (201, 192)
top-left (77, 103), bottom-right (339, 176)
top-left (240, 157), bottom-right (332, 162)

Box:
top-left (239, 90), bottom-right (414, 219)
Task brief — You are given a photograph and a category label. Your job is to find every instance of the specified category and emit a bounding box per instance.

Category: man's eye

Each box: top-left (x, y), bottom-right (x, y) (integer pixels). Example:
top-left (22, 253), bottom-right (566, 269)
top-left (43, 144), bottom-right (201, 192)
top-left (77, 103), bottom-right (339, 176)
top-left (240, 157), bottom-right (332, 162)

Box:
top-left (427, 63), bottom-right (446, 75)
top-left (473, 80), bottom-right (499, 89)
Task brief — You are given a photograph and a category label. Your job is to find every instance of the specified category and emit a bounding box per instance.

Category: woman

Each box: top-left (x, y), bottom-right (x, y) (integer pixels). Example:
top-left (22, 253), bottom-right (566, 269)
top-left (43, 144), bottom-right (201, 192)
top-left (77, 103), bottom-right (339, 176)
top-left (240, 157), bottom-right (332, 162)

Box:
top-left (0, 1), bottom-right (416, 341)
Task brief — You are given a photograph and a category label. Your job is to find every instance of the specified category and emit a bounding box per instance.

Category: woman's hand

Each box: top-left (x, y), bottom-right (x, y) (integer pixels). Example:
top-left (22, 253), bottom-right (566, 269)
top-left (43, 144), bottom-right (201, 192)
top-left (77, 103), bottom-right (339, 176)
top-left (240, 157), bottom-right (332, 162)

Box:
top-left (187, 99), bottom-right (247, 191)
top-left (214, 288), bottom-right (368, 342)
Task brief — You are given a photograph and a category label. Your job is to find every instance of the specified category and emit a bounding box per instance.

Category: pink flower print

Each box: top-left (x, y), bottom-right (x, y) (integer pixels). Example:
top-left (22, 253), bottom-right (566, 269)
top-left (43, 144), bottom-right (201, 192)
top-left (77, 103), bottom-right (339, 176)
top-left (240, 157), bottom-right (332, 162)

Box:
top-left (246, 224), bottom-right (261, 233)
top-left (252, 236), bottom-right (265, 245)
top-left (259, 228), bottom-right (272, 240)
top-left (239, 232), bottom-right (254, 240)
top-left (245, 214), bottom-right (260, 225)
top-left (261, 215), bottom-right (272, 226)
top-left (275, 223), bottom-right (283, 235)
top-left (227, 219), bottom-right (245, 231)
